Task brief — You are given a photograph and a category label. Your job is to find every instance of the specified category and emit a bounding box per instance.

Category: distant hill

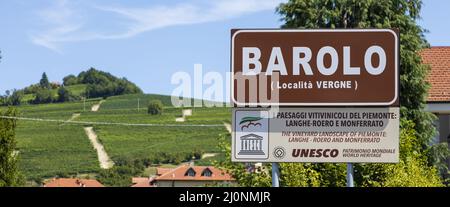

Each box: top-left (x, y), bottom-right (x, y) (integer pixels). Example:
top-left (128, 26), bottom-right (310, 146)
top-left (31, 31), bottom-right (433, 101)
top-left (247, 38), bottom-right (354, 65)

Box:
top-left (0, 68), bottom-right (142, 106)
top-left (64, 68), bottom-right (142, 99)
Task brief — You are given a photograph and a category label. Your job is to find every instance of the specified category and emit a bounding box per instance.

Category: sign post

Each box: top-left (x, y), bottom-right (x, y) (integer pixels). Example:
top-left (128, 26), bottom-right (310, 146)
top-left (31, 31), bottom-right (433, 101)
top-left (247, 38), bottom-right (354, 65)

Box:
top-left (230, 29), bottom-right (399, 187)
top-left (272, 163), bottom-right (280, 187)
top-left (346, 163), bottom-right (354, 187)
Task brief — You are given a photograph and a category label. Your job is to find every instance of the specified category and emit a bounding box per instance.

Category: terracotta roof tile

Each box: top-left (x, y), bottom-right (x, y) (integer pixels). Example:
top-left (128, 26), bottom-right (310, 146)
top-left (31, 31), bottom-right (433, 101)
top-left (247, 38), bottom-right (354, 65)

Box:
top-left (156, 167), bottom-right (173, 176)
top-left (131, 177), bottom-right (155, 187)
top-left (44, 178), bottom-right (104, 187)
top-left (421, 46), bottom-right (450, 102)
top-left (155, 165), bottom-right (234, 181)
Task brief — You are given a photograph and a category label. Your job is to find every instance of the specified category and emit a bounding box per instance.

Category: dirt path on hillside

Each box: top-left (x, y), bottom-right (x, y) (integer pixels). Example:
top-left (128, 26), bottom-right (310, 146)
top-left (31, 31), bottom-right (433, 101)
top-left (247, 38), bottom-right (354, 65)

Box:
top-left (175, 117), bottom-right (185, 122)
top-left (223, 123), bottom-right (232, 133)
top-left (91, 100), bottom-right (104, 112)
top-left (175, 109), bottom-right (192, 122)
top-left (60, 113), bottom-right (80, 126)
top-left (84, 127), bottom-right (114, 169)
top-left (201, 153), bottom-right (218, 159)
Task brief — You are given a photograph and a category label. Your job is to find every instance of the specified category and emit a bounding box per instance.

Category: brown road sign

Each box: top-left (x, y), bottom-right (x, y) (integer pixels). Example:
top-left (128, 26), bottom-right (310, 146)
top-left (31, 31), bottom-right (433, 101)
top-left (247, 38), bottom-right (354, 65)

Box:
top-left (231, 29), bottom-right (399, 106)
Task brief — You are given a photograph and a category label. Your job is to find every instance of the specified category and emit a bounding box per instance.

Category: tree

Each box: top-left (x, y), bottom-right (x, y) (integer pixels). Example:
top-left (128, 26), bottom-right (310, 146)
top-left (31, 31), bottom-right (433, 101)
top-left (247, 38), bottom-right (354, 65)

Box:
top-left (148, 100), bottom-right (163, 115)
top-left (33, 88), bottom-right (53, 104)
top-left (9, 90), bottom-right (22, 106)
top-left (0, 90), bottom-right (22, 106)
top-left (0, 108), bottom-right (24, 186)
top-left (80, 68), bottom-right (142, 98)
top-left (39, 72), bottom-right (50, 89)
top-left (57, 86), bottom-right (71, 102)
top-left (218, 0), bottom-right (445, 187)
top-left (275, 0), bottom-right (446, 186)
top-left (63, 75), bottom-right (78, 86)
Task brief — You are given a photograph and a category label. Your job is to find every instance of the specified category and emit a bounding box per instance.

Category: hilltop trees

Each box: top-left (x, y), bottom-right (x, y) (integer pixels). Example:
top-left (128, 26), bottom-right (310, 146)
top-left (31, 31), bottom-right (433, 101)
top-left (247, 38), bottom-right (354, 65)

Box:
top-left (62, 75), bottom-right (78, 86)
top-left (64, 68), bottom-right (143, 99)
top-left (9, 90), bottom-right (23, 106)
top-left (57, 86), bottom-right (72, 102)
top-left (33, 88), bottom-right (53, 104)
top-left (0, 90), bottom-right (23, 106)
top-left (1, 68), bottom-right (143, 106)
top-left (39, 72), bottom-right (50, 89)
top-left (0, 108), bottom-right (24, 186)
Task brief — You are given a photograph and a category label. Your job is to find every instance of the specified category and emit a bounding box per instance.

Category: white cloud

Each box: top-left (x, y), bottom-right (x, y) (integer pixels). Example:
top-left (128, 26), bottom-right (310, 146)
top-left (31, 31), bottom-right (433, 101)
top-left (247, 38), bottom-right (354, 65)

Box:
top-left (31, 0), bottom-right (284, 52)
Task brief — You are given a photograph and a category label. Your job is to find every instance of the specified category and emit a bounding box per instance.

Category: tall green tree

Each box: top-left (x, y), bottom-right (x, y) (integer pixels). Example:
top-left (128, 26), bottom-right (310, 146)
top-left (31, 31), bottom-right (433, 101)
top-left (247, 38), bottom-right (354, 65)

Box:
top-left (39, 72), bottom-right (50, 89)
top-left (0, 108), bottom-right (24, 186)
top-left (33, 88), bottom-right (53, 104)
top-left (62, 75), bottom-right (78, 86)
top-left (277, 0), bottom-right (433, 146)
top-left (275, 0), bottom-right (446, 185)
top-left (9, 90), bottom-right (22, 106)
top-left (57, 86), bottom-right (72, 102)
top-left (218, 0), bottom-right (446, 187)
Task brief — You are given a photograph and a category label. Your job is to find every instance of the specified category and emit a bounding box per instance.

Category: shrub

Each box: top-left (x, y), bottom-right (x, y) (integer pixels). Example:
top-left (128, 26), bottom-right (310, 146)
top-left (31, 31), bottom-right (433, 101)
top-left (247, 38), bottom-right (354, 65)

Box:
top-left (148, 100), bottom-right (163, 115)
top-left (32, 89), bottom-right (53, 104)
top-left (57, 86), bottom-right (72, 102)
top-left (97, 157), bottom-right (145, 187)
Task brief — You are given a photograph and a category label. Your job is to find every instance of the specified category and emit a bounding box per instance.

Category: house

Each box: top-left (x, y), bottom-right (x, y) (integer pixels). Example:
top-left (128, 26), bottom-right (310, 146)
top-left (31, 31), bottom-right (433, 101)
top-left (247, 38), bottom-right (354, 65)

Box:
top-left (156, 167), bottom-right (172, 176)
top-left (131, 177), bottom-right (155, 187)
top-left (421, 46), bottom-right (450, 167)
top-left (43, 178), bottom-right (104, 187)
top-left (149, 164), bottom-right (235, 187)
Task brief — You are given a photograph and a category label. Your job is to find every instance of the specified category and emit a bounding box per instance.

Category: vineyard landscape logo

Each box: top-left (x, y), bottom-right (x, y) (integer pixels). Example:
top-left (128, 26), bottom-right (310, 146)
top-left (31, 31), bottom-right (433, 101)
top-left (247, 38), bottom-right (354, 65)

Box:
top-left (235, 111), bottom-right (269, 160)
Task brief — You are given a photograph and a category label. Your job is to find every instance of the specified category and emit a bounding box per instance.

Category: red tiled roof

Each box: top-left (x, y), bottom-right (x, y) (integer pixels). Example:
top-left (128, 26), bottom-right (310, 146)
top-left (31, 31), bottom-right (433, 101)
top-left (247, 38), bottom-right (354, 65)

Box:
top-left (131, 177), bottom-right (155, 187)
top-left (155, 165), bottom-right (234, 181)
top-left (421, 46), bottom-right (450, 102)
top-left (156, 167), bottom-right (173, 176)
top-left (44, 178), bottom-right (104, 187)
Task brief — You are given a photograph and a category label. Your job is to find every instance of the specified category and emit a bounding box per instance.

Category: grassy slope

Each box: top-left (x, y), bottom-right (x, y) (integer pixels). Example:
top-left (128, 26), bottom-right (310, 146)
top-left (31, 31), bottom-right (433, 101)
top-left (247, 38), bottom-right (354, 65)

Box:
top-left (3, 93), bottom-right (230, 181)
top-left (11, 100), bottom-right (100, 180)
top-left (79, 94), bottom-right (230, 161)
top-left (63, 84), bottom-right (87, 97)
top-left (21, 84), bottom-right (87, 103)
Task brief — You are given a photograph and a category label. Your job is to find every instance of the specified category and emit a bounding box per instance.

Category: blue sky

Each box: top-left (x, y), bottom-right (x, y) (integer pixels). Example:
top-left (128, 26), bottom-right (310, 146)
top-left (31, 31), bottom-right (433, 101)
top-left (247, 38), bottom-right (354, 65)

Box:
top-left (0, 0), bottom-right (449, 100)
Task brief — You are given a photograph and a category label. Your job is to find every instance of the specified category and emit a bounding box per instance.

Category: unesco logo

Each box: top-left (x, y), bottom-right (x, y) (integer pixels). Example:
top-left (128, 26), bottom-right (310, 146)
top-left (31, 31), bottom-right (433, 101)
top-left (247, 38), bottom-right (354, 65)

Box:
top-left (273, 147), bottom-right (286, 159)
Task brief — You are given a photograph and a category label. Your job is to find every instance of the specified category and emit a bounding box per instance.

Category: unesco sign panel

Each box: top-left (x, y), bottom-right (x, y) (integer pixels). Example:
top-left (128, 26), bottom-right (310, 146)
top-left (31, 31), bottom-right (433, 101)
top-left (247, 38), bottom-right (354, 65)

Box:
top-left (231, 108), bottom-right (400, 163)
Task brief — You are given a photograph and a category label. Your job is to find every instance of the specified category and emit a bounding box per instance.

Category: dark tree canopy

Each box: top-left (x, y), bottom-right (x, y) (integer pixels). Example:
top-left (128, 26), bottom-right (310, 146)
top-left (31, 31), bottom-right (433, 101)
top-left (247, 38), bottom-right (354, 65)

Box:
top-left (62, 75), bottom-right (78, 86)
top-left (33, 88), bottom-right (53, 104)
top-left (277, 0), bottom-right (436, 158)
top-left (78, 68), bottom-right (143, 98)
top-left (57, 86), bottom-right (72, 102)
top-left (39, 72), bottom-right (50, 89)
